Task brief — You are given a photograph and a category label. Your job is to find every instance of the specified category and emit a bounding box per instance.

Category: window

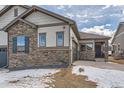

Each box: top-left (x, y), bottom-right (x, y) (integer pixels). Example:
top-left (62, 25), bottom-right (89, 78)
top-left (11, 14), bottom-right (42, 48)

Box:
top-left (81, 43), bottom-right (93, 51)
top-left (57, 32), bottom-right (64, 47)
top-left (39, 33), bottom-right (46, 47)
top-left (86, 43), bottom-right (93, 51)
top-left (14, 8), bottom-right (18, 17)
top-left (17, 36), bottom-right (25, 52)
top-left (13, 36), bottom-right (29, 53)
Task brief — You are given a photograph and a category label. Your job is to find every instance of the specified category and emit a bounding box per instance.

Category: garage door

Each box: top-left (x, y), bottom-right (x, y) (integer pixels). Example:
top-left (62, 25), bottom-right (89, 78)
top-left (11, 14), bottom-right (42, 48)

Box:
top-left (0, 48), bottom-right (7, 68)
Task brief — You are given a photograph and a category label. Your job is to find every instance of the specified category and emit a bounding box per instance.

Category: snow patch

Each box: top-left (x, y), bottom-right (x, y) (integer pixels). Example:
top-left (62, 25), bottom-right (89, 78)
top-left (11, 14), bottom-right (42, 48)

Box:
top-left (0, 69), bottom-right (59, 88)
top-left (72, 66), bottom-right (124, 88)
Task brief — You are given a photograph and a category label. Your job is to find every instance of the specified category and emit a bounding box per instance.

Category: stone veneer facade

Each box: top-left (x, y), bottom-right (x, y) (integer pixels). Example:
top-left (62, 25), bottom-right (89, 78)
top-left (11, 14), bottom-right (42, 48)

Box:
top-left (80, 51), bottom-right (95, 61)
top-left (7, 21), bottom-right (70, 69)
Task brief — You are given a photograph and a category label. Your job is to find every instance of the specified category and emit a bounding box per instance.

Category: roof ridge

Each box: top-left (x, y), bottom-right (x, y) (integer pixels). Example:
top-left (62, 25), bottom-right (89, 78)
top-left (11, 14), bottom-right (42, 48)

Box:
top-left (79, 31), bottom-right (109, 37)
top-left (79, 31), bottom-right (111, 40)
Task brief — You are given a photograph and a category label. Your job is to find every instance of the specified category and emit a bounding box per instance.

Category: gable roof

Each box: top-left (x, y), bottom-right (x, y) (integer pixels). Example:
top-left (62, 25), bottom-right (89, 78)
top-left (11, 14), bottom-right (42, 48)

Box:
top-left (3, 18), bottom-right (37, 31)
top-left (19, 6), bottom-right (80, 39)
top-left (2, 5), bottom-right (80, 39)
top-left (20, 6), bottom-right (75, 24)
top-left (79, 32), bottom-right (111, 40)
top-left (0, 5), bottom-right (30, 16)
top-left (111, 22), bottom-right (123, 44)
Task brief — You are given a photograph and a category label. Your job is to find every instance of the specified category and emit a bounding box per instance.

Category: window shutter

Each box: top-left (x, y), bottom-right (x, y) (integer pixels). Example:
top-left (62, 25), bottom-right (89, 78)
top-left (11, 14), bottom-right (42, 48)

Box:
top-left (13, 37), bottom-right (17, 53)
top-left (25, 37), bottom-right (29, 53)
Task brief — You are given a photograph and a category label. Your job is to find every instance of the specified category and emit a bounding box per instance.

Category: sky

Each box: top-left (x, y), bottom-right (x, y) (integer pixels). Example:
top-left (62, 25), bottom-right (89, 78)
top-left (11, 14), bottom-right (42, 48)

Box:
top-left (1, 5), bottom-right (124, 38)
top-left (40, 5), bottom-right (124, 38)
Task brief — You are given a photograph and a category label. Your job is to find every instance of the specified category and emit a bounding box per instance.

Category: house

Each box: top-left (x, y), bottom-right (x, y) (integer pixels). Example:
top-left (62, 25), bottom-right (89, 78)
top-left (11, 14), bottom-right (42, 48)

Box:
top-left (79, 32), bottom-right (110, 61)
top-left (0, 5), bottom-right (80, 69)
top-left (0, 5), bottom-right (110, 69)
top-left (111, 22), bottom-right (124, 59)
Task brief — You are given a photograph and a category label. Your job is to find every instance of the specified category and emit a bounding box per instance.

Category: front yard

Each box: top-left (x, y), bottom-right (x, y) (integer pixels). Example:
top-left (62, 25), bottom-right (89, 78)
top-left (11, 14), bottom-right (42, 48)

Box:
top-left (108, 56), bottom-right (124, 64)
top-left (0, 69), bottom-right (59, 88)
top-left (1, 65), bottom-right (124, 88)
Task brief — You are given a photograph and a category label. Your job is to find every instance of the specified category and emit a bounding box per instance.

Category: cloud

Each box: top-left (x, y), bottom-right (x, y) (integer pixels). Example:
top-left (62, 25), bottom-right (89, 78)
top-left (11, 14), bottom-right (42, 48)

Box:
top-left (105, 24), bottom-right (111, 27)
top-left (102, 5), bottom-right (111, 10)
top-left (79, 19), bottom-right (89, 23)
top-left (81, 25), bottom-right (116, 44)
top-left (76, 14), bottom-right (82, 18)
top-left (57, 5), bottom-right (65, 9)
top-left (68, 5), bottom-right (72, 8)
top-left (81, 25), bottom-right (115, 37)
top-left (91, 15), bottom-right (103, 19)
top-left (0, 5), bottom-right (4, 10)
top-left (65, 13), bottom-right (74, 18)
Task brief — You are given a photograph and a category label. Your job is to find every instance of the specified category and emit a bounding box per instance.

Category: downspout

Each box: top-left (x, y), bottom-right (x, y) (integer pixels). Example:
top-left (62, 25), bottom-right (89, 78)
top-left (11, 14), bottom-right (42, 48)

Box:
top-left (69, 24), bottom-right (72, 66)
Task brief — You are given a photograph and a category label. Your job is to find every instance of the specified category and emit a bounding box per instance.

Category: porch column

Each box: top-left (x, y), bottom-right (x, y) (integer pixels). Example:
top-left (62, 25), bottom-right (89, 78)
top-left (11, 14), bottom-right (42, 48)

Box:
top-left (105, 40), bottom-right (108, 62)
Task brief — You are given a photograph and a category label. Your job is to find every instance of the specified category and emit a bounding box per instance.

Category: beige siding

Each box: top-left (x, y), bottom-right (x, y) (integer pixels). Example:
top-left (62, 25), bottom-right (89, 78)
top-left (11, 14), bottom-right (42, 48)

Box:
top-left (0, 6), bottom-right (27, 29)
top-left (38, 25), bottom-right (69, 47)
top-left (117, 24), bottom-right (124, 35)
top-left (0, 31), bottom-right (7, 45)
top-left (0, 6), bottom-right (27, 45)
top-left (113, 32), bottom-right (124, 50)
top-left (70, 28), bottom-right (79, 63)
top-left (25, 11), bottom-right (63, 25)
top-left (70, 28), bottom-right (79, 47)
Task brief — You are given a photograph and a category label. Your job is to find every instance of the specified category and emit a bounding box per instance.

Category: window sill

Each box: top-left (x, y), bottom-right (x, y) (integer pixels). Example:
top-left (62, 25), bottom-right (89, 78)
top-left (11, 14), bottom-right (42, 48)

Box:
top-left (13, 52), bottom-right (28, 55)
top-left (38, 46), bottom-right (70, 50)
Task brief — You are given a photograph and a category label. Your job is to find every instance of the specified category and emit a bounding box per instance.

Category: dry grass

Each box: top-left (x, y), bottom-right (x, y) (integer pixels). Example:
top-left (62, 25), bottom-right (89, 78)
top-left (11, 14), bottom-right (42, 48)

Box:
top-left (47, 68), bottom-right (97, 88)
top-left (108, 56), bottom-right (124, 64)
top-left (9, 80), bottom-right (20, 83)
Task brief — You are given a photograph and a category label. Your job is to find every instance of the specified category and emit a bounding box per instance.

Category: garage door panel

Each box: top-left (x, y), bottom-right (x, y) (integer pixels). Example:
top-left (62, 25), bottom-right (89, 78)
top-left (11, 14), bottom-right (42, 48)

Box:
top-left (0, 48), bottom-right (7, 68)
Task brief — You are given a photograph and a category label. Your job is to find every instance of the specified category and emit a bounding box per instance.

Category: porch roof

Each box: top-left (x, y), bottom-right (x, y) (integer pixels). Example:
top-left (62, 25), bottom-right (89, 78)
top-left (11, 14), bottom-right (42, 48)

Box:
top-left (79, 32), bottom-right (111, 40)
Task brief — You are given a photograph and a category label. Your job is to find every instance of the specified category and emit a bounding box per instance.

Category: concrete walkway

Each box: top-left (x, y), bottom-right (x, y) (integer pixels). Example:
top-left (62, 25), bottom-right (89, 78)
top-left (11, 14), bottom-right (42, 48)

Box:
top-left (73, 60), bottom-right (124, 71)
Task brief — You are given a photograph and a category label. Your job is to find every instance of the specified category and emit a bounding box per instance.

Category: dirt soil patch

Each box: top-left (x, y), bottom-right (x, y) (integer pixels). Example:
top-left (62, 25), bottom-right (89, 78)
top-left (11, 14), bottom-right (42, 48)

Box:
top-left (9, 80), bottom-right (20, 83)
top-left (109, 56), bottom-right (124, 64)
top-left (47, 68), bottom-right (97, 88)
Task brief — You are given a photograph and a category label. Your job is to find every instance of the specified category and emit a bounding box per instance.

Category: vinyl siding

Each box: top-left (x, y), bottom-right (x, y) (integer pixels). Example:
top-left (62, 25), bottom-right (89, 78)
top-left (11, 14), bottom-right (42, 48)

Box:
top-left (0, 31), bottom-right (7, 46)
top-left (0, 6), bottom-right (27, 29)
top-left (70, 27), bottom-right (79, 63)
top-left (70, 28), bottom-right (79, 49)
top-left (0, 6), bottom-right (27, 45)
top-left (113, 32), bottom-right (124, 50)
top-left (38, 25), bottom-right (69, 47)
top-left (116, 24), bottom-right (124, 35)
top-left (25, 11), bottom-right (63, 25)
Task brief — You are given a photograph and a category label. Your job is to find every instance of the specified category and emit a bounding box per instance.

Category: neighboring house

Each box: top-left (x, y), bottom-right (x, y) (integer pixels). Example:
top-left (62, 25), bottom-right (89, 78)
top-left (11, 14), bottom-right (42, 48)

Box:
top-left (0, 5), bottom-right (110, 69)
top-left (79, 32), bottom-right (110, 61)
top-left (111, 22), bottom-right (124, 59)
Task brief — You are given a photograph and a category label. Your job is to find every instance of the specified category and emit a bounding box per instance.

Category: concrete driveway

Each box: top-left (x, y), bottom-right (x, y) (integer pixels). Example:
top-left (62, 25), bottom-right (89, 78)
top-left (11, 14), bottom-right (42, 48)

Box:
top-left (73, 60), bottom-right (124, 71)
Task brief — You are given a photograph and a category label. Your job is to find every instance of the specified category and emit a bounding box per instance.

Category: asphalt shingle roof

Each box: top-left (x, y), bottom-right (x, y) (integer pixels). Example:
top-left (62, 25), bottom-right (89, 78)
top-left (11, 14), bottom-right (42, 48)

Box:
top-left (79, 32), bottom-right (111, 40)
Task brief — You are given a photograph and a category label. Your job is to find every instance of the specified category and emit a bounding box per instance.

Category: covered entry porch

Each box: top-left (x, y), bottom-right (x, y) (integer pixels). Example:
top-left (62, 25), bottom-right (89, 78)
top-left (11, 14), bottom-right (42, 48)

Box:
top-left (79, 32), bottom-right (110, 62)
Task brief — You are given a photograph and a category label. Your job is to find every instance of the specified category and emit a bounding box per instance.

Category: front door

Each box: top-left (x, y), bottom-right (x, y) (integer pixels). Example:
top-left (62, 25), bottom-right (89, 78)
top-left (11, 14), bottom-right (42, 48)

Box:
top-left (0, 48), bottom-right (7, 68)
top-left (95, 43), bottom-right (104, 58)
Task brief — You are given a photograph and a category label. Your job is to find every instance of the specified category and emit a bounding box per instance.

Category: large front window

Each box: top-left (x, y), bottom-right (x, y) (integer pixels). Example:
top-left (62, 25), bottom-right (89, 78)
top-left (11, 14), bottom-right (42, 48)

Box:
top-left (39, 33), bottom-right (46, 47)
top-left (17, 36), bottom-right (25, 52)
top-left (13, 36), bottom-right (29, 53)
top-left (57, 32), bottom-right (64, 47)
top-left (81, 43), bottom-right (93, 51)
